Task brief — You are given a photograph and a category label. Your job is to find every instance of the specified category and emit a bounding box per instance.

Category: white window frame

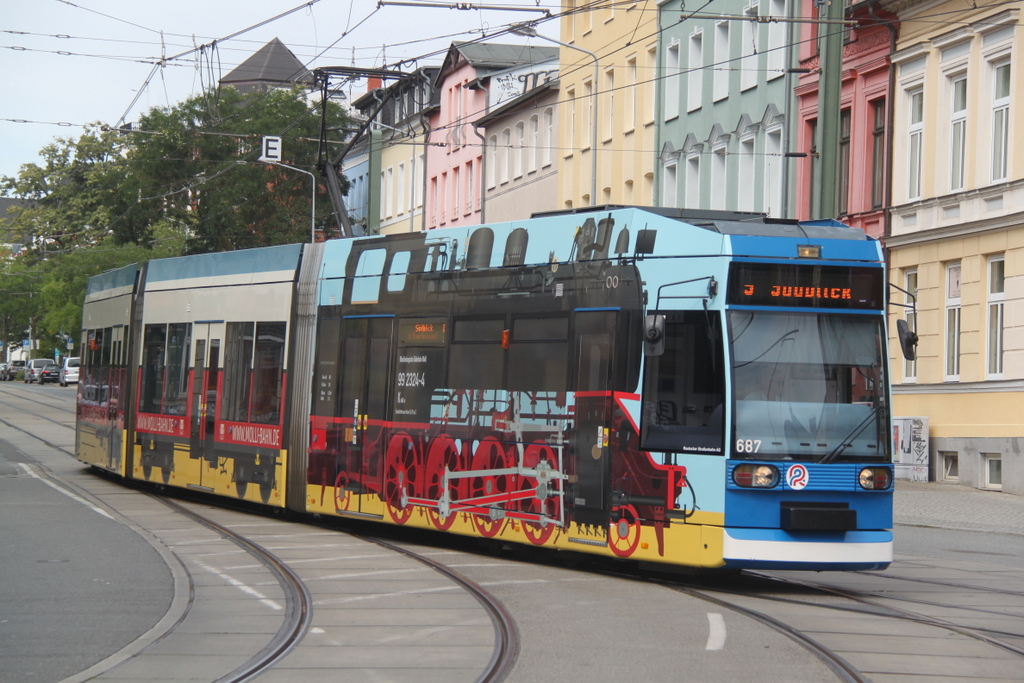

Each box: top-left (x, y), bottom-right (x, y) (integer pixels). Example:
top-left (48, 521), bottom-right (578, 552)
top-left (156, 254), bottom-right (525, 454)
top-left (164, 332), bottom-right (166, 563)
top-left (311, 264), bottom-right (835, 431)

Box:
top-left (945, 261), bottom-right (962, 380)
top-left (487, 135), bottom-right (498, 189)
top-left (452, 165), bottom-right (460, 221)
top-left (738, 135), bottom-right (755, 212)
top-left (501, 128), bottom-right (511, 184)
top-left (711, 143), bottom-right (727, 209)
top-left (465, 161), bottom-right (474, 216)
top-left (515, 122), bottom-right (525, 179)
top-left (741, 3), bottom-right (759, 91)
top-left (396, 162), bottom-right (406, 217)
top-left (983, 453), bottom-right (1003, 490)
top-left (904, 269), bottom-right (918, 381)
top-left (991, 59), bottom-right (1011, 182)
top-left (529, 115), bottom-right (540, 173)
top-left (714, 20), bottom-right (730, 102)
top-left (566, 88), bottom-right (576, 159)
top-left (908, 87), bottom-right (924, 201)
top-left (666, 40), bottom-right (681, 120)
top-left (543, 108), bottom-right (554, 167)
top-left (662, 159), bottom-right (678, 208)
top-left (949, 72), bottom-right (968, 191)
top-left (626, 55), bottom-right (638, 132)
top-left (987, 255), bottom-right (1005, 378)
top-left (766, 0), bottom-right (786, 80)
top-left (764, 125), bottom-right (783, 217)
top-left (685, 151), bottom-right (701, 209)
top-left (604, 66), bottom-right (615, 141)
top-left (687, 31), bottom-right (704, 113)
top-left (583, 79), bottom-right (594, 150)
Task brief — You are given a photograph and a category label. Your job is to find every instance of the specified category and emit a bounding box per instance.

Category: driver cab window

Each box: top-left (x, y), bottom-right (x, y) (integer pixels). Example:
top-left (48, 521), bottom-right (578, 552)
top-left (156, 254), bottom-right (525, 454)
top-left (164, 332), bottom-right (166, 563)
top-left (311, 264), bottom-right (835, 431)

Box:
top-left (641, 311), bottom-right (725, 454)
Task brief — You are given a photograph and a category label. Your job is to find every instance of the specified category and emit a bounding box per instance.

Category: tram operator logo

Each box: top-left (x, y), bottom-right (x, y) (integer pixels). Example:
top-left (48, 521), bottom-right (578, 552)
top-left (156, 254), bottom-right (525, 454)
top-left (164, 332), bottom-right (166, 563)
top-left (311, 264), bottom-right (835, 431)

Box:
top-left (786, 464), bottom-right (809, 490)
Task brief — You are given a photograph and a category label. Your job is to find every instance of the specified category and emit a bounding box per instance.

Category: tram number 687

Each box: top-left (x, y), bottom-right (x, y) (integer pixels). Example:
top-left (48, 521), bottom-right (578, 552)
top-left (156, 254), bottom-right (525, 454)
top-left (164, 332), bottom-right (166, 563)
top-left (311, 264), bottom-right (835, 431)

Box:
top-left (736, 439), bottom-right (762, 453)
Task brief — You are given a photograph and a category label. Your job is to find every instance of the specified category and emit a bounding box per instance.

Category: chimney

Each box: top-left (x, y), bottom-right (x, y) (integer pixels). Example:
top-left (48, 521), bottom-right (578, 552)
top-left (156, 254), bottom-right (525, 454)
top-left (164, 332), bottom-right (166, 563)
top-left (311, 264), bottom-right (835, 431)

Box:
top-left (367, 77), bottom-right (382, 92)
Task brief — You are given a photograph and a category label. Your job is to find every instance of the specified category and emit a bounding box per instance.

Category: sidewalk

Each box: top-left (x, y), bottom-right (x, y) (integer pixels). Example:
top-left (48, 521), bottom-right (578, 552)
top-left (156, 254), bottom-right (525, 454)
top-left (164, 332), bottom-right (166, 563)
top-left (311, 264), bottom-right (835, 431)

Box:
top-left (894, 480), bottom-right (1024, 535)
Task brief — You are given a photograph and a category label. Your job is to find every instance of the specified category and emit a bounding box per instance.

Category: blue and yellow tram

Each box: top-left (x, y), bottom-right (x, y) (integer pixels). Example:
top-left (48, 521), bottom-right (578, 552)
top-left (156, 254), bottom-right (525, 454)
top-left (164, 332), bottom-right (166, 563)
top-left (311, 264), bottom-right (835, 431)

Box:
top-left (77, 207), bottom-right (900, 570)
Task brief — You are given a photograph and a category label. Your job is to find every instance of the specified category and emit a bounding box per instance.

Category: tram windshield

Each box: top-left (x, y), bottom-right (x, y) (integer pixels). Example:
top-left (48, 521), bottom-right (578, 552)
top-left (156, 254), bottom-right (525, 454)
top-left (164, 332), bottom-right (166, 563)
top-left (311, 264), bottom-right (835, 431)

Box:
top-left (729, 311), bottom-right (889, 462)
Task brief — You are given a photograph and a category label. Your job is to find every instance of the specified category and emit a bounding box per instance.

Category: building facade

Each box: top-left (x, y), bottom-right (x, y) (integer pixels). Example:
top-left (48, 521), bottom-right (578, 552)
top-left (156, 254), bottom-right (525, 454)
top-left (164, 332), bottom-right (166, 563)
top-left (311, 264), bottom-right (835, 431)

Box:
top-left (793, 0), bottom-right (898, 238)
top-left (885, 2), bottom-right (1022, 494)
top-left (424, 43), bottom-right (558, 230)
top-left (477, 64), bottom-right (560, 222)
top-left (556, 1), bottom-right (658, 208)
top-left (656, 0), bottom-right (797, 215)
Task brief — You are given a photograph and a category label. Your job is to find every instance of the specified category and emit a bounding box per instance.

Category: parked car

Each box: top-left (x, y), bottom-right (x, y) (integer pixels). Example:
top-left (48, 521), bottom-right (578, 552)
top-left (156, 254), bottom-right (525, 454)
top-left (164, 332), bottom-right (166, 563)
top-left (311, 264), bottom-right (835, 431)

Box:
top-left (0, 363), bottom-right (8, 381)
top-left (24, 358), bottom-right (56, 384)
top-left (59, 357), bottom-right (80, 386)
top-left (38, 363), bottom-right (60, 385)
top-left (2, 360), bottom-right (24, 381)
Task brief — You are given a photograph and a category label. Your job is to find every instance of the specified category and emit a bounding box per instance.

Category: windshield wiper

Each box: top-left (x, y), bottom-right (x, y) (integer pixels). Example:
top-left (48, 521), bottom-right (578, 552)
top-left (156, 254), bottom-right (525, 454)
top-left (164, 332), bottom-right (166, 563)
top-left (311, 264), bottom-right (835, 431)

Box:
top-left (819, 404), bottom-right (886, 464)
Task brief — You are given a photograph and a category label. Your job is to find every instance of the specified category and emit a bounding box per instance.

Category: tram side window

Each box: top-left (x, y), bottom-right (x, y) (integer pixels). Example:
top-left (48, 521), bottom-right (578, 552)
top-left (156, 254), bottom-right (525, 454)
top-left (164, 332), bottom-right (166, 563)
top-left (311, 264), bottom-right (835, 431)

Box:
top-left (450, 319), bottom-right (505, 389)
top-left (641, 311), bottom-right (725, 454)
top-left (141, 325), bottom-right (166, 414)
top-left (163, 323), bottom-right (191, 416)
top-left (250, 322), bottom-right (286, 425)
top-left (508, 317), bottom-right (568, 391)
top-left (221, 322), bottom-right (254, 422)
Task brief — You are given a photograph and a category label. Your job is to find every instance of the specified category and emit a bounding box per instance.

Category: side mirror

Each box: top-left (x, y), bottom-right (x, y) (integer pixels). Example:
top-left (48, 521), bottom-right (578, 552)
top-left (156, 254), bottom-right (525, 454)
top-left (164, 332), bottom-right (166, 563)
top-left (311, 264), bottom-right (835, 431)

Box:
top-left (644, 314), bottom-right (665, 356)
top-left (897, 319), bottom-right (918, 361)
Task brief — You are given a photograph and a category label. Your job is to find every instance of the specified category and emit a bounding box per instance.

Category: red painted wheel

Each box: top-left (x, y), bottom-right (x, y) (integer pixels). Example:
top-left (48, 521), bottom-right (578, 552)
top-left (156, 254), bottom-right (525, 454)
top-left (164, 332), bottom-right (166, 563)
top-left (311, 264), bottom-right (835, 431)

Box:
top-left (468, 436), bottom-right (511, 538)
top-left (384, 432), bottom-right (418, 524)
top-left (424, 434), bottom-right (461, 530)
top-left (520, 441), bottom-right (560, 546)
top-left (608, 504), bottom-right (642, 557)
top-left (334, 472), bottom-right (353, 512)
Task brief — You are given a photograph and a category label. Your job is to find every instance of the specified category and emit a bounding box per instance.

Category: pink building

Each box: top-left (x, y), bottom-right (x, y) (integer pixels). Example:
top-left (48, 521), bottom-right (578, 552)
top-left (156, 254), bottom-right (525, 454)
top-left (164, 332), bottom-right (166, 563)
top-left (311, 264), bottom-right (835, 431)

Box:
top-left (424, 42), bottom-right (558, 230)
top-left (793, 1), bottom-right (900, 239)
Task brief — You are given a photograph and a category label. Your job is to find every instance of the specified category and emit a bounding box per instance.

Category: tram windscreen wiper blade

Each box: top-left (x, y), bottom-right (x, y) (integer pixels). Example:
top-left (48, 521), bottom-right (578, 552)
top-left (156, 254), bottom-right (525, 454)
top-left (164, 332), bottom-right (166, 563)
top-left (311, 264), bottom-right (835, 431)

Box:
top-left (819, 404), bottom-right (885, 464)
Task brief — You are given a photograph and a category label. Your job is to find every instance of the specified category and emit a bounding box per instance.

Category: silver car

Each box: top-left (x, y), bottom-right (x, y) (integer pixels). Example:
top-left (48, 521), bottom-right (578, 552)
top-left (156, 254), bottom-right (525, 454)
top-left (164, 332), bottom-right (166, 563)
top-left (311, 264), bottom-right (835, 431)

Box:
top-left (60, 357), bottom-right (80, 386)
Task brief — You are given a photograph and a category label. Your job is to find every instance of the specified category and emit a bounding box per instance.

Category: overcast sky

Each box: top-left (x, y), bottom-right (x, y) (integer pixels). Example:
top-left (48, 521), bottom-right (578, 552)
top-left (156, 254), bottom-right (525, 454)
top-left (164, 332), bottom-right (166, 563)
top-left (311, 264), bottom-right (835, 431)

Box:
top-left (1, 0), bottom-right (559, 181)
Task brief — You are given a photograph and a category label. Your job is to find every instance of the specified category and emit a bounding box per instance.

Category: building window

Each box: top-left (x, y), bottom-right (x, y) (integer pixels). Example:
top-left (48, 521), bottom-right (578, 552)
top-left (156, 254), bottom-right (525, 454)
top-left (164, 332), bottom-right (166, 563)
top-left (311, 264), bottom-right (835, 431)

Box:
top-left (765, 126), bottom-right (782, 218)
top-left (949, 74), bottom-right (967, 191)
top-left (501, 128), bottom-right (511, 183)
top-left (711, 145), bottom-right (727, 209)
top-left (515, 122), bottom-right (525, 178)
top-left (487, 135), bottom-right (497, 188)
top-left (566, 88), bottom-right (576, 157)
top-left (685, 152), bottom-right (700, 208)
top-left (741, 4), bottom-right (758, 91)
top-left (584, 79), bottom-right (594, 150)
top-left (838, 108), bottom-right (851, 215)
top-left (714, 21), bottom-right (730, 102)
top-left (766, 0), bottom-right (786, 80)
top-left (941, 452), bottom-right (959, 482)
top-left (992, 61), bottom-right (1011, 182)
top-left (983, 454), bottom-right (1003, 490)
top-left (666, 41), bottom-right (681, 120)
top-left (807, 118), bottom-right (818, 217)
top-left (465, 161), bottom-right (474, 215)
top-left (738, 136), bottom-right (755, 212)
top-left (529, 115), bottom-right (539, 172)
top-left (451, 166), bottom-right (460, 221)
top-left (687, 32), bottom-right (703, 112)
top-left (626, 55), bottom-right (637, 131)
top-left (987, 255), bottom-right (1005, 377)
top-left (662, 160), bottom-right (678, 208)
top-left (605, 67), bottom-right (615, 141)
top-left (871, 99), bottom-right (886, 209)
top-left (945, 262), bottom-right (961, 379)
top-left (543, 108), bottom-right (554, 167)
top-left (907, 89), bottom-right (924, 200)
top-left (904, 269), bottom-right (918, 381)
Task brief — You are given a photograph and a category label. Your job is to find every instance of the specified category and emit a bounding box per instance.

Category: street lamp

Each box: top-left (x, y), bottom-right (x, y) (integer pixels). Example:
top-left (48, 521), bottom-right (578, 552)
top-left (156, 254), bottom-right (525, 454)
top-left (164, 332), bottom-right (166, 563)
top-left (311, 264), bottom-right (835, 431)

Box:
top-left (509, 22), bottom-right (599, 206)
top-left (263, 161), bottom-right (317, 243)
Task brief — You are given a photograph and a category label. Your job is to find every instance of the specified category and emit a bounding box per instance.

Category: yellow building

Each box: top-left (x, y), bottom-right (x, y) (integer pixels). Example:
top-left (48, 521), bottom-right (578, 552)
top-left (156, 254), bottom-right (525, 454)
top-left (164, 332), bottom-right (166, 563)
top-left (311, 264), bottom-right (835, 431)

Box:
top-left (886, 2), bottom-right (1021, 493)
top-left (556, 0), bottom-right (658, 208)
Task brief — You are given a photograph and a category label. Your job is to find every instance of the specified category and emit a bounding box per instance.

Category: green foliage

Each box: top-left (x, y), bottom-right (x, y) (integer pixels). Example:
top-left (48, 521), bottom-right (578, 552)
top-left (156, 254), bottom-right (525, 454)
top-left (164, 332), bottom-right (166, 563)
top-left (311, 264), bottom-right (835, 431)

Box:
top-left (0, 84), bottom-right (349, 359)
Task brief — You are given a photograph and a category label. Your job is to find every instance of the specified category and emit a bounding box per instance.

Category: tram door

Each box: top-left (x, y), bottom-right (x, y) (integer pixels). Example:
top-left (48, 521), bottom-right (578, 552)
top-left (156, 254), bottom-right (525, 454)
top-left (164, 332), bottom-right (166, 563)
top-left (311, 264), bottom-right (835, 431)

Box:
top-left (338, 316), bottom-right (394, 513)
top-left (573, 311), bottom-right (618, 527)
top-left (190, 323), bottom-right (223, 490)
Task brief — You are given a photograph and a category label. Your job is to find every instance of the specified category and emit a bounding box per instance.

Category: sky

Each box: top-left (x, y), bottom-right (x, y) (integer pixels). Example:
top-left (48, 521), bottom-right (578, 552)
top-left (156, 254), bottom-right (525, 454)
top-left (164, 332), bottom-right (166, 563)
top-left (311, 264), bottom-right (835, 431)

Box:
top-left (1, 0), bottom-right (562, 181)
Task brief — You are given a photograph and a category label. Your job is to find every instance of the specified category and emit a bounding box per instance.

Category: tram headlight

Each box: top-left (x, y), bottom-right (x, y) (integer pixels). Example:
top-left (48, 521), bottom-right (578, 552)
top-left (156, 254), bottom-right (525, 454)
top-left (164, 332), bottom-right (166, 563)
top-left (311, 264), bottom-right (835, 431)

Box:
top-left (732, 464), bottom-right (780, 488)
top-left (858, 467), bottom-right (892, 490)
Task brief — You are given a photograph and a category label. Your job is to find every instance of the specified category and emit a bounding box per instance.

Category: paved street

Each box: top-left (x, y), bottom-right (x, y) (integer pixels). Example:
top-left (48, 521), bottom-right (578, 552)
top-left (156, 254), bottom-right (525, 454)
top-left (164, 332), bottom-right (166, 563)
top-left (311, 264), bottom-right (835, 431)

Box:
top-left (894, 479), bottom-right (1024, 536)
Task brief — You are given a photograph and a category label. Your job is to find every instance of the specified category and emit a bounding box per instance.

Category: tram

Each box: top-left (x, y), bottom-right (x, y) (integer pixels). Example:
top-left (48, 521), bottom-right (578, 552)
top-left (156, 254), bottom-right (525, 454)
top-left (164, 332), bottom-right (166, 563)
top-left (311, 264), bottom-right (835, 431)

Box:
top-left (77, 207), bottom-right (904, 571)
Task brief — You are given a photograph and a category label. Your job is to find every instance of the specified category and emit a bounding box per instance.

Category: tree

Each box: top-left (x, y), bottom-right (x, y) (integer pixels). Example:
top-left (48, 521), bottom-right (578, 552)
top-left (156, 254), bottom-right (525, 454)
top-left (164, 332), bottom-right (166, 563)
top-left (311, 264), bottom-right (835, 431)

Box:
top-left (114, 85), bottom-right (348, 253)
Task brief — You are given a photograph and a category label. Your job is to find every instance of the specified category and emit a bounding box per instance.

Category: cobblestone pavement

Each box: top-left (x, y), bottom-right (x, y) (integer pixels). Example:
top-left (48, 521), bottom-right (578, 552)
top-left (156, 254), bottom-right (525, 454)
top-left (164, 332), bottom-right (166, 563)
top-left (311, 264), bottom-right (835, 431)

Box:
top-left (894, 480), bottom-right (1024, 535)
